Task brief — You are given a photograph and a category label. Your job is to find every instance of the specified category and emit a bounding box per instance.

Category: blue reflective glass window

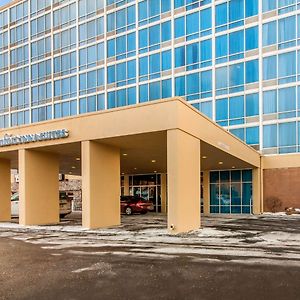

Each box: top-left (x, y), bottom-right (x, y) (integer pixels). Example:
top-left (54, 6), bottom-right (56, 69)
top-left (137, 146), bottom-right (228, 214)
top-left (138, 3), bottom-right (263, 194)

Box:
top-left (278, 51), bottom-right (296, 78)
top-left (246, 0), bottom-right (258, 17)
top-left (279, 122), bottom-right (296, 147)
top-left (116, 35), bottom-right (126, 55)
top-left (201, 70), bottom-right (212, 92)
top-left (263, 125), bottom-right (277, 148)
top-left (278, 87), bottom-right (296, 113)
top-left (175, 17), bottom-right (185, 38)
top-left (200, 8), bottom-right (211, 31)
top-left (149, 24), bottom-right (160, 45)
top-left (138, 1), bottom-right (147, 21)
top-left (216, 35), bottom-right (228, 58)
top-left (149, 81), bottom-right (160, 101)
top-left (201, 39), bottom-right (212, 62)
top-left (246, 59), bottom-right (259, 83)
top-left (175, 76), bottom-right (185, 96)
top-left (107, 65), bottom-right (115, 84)
top-left (107, 91), bottom-right (115, 109)
top-left (229, 63), bottom-right (244, 86)
top-left (246, 127), bottom-right (259, 145)
top-left (229, 30), bottom-right (244, 54)
top-left (162, 50), bottom-right (171, 71)
top-left (231, 128), bottom-right (244, 140)
top-left (216, 67), bottom-right (228, 89)
top-left (229, 0), bottom-right (244, 22)
top-left (175, 46), bottom-right (185, 68)
top-left (263, 21), bottom-right (277, 46)
top-left (186, 43), bottom-right (199, 65)
top-left (187, 72), bottom-right (199, 95)
top-left (139, 56), bottom-right (148, 76)
top-left (128, 87), bottom-right (136, 105)
top-left (230, 96), bottom-right (244, 119)
top-left (216, 98), bottom-right (228, 121)
top-left (263, 90), bottom-right (277, 114)
top-left (149, 53), bottom-right (160, 74)
top-left (139, 84), bottom-right (148, 102)
top-left (161, 21), bottom-right (171, 42)
top-left (278, 16), bottom-right (296, 44)
top-left (162, 79), bottom-right (172, 98)
top-left (186, 12), bottom-right (199, 35)
top-left (139, 29), bottom-right (148, 48)
top-left (262, 0), bottom-right (277, 12)
top-left (116, 63), bottom-right (126, 82)
top-left (174, 0), bottom-right (184, 9)
top-left (215, 3), bottom-right (227, 27)
top-left (263, 56), bottom-right (277, 80)
top-left (246, 26), bottom-right (258, 50)
top-left (246, 93), bottom-right (259, 116)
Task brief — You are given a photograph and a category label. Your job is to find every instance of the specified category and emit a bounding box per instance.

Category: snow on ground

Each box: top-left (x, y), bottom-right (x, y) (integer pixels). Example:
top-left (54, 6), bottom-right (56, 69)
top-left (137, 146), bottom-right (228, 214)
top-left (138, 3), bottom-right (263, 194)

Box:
top-left (0, 214), bottom-right (300, 267)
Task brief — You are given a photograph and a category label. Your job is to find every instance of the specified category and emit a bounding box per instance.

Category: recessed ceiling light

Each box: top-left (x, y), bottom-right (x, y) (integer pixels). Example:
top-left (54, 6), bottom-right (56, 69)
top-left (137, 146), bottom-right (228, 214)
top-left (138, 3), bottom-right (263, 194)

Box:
top-left (151, 160), bottom-right (156, 163)
top-left (202, 156), bottom-right (207, 159)
top-left (76, 157), bottom-right (80, 161)
top-left (134, 167), bottom-right (137, 170)
top-left (154, 170), bottom-right (157, 173)
top-left (69, 172), bottom-right (72, 174)
top-left (232, 166), bottom-right (236, 169)
top-left (122, 153), bottom-right (128, 156)
top-left (121, 172), bottom-right (125, 175)
top-left (71, 166), bottom-right (76, 169)
top-left (218, 161), bottom-right (223, 165)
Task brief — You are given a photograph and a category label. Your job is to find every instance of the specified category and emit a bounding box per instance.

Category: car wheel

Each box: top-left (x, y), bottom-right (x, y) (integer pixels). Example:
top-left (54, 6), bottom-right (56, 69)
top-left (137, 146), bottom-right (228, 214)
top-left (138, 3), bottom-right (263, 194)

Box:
top-left (125, 207), bottom-right (133, 215)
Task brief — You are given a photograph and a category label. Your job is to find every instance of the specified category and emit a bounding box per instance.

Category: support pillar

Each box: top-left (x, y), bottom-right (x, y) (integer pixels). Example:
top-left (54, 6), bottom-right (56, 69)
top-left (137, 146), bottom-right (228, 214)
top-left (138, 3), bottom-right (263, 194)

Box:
top-left (203, 171), bottom-right (210, 216)
top-left (123, 175), bottom-right (130, 195)
top-left (82, 141), bottom-right (120, 229)
top-left (252, 167), bottom-right (262, 215)
top-left (161, 173), bottom-right (167, 214)
top-left (0, 159), bottom-right (11, 222)
top-left (19, 150), bottom-right (59, 225)
top-left (167, 129), bottom-right (201, 234)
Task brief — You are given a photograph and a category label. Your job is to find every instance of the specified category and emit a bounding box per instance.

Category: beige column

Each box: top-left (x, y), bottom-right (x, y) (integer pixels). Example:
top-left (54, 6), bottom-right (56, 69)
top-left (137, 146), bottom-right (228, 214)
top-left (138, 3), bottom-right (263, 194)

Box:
top-left (123, 175), bottom-right (130, 195)
top-left (82, 141), bottom-right (120, 229)
top-left (167, 129), bottom-right (201, 234)
top-left (0, 159), bottom-right (11, 222)
top-left (203, 171), bottom-right (210, 216)
top-left (19, 149), bottom-right (59, 225)
top-left (252, 167), bottom-right (262, 214)
top-left (160, 173), bottom-right (167, 214)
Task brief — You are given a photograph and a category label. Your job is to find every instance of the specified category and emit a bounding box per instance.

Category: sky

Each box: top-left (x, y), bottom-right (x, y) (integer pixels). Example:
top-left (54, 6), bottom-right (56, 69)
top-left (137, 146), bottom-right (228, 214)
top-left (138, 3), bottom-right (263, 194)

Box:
top-left (0, 0), bottom-right (10, 6)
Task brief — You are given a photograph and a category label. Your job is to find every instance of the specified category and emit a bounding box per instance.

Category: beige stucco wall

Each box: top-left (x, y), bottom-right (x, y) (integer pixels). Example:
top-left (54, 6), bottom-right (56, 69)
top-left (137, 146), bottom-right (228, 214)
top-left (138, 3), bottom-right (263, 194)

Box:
top-left (18, 150), bottom-right (59, 225)
top-left (0, 159), bottom-right (11, 221)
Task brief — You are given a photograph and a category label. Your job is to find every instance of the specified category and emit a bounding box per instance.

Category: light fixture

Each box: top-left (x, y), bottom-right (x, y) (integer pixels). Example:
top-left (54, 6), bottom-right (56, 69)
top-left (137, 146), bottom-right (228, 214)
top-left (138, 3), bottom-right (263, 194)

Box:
top-left (69, 171), bottom-right (72, 174)
top-left (134, 167), bottom-right (137, 170)
top-left (202, 156), bottom-right (207, 159)
top-left (76, 157), bottom-right (80, 161)
top-left (218, 161), bottom-right (223, 165)
top-left (154, 170), bottom-right (157, 173)
top-left (232, 166), bottom-right (236, 169)
top-left (151, 159), bottom-right (156, 163)
top-left (122, 153), bottom-right (128, 156)
top-left (121, 172), bottom-right (125, 175)
top-left (71, 166), bottom-right (76, 169)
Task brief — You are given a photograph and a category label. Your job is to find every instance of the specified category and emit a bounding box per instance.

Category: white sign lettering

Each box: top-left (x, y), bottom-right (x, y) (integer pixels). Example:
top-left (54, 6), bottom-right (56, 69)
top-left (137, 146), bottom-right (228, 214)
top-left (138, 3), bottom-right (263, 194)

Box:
top-left (0, 129), bottom-right (69, 147)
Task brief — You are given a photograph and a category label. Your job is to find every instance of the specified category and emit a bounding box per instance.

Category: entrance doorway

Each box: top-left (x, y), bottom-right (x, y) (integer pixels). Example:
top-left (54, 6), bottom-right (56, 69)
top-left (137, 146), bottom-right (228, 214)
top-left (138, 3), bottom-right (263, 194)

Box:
top-left (129, 174), bottom-right (162, 212)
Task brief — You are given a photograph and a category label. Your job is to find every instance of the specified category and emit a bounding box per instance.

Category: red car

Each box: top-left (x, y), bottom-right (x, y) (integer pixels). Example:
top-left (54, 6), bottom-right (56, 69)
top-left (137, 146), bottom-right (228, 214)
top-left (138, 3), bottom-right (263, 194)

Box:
top-left (121, 196), bottom-right (154, 215)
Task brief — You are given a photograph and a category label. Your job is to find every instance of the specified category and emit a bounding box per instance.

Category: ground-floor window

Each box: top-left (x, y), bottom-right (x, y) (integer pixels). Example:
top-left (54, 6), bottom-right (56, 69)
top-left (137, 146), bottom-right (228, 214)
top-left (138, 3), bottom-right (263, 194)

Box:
top-left (210, 169), bottom-right (252, 214)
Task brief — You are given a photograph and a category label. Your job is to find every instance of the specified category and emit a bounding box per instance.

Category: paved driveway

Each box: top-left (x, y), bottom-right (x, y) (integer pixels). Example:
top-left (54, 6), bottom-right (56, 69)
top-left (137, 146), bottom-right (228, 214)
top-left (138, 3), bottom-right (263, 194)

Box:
top-left (0, 214), bottom-right (299, 300)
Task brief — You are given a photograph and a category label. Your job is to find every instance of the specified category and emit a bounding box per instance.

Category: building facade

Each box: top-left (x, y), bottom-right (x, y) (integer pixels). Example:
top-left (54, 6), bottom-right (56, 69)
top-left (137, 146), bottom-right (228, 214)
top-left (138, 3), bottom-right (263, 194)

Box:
top-left (0, 0), bottom-right (300, 218)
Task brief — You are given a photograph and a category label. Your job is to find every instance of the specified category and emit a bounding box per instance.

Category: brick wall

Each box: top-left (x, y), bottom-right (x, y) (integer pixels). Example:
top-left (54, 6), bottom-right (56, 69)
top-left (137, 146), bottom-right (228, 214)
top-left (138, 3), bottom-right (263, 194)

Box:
top-left (263, 168), bottom-right (300, 212)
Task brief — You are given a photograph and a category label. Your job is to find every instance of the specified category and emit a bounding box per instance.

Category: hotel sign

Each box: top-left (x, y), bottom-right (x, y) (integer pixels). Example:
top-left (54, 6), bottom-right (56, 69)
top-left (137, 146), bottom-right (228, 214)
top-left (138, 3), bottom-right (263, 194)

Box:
top-left (0, 129), bottom-right (69, 147)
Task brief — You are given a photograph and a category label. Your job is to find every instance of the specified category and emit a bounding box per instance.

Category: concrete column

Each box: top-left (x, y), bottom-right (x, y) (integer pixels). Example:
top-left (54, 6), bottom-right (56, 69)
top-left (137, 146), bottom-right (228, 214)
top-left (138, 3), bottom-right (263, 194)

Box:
top-left (19, 150), bottom-right (59, 225)
top-left (82, 141), bottom-right (120, 229)
top-left (123, 175), bottom-right (130, 195)
top-left (161, 173), bottom-right (167, 214)
top-left (167, 129), bottom-right (201, 234)
top-left (0, 159), bottom-right (11, 222)
top-left (203, 171), bottom-right (210, 216)
top-left (252, 167), bottom-right (262, 215)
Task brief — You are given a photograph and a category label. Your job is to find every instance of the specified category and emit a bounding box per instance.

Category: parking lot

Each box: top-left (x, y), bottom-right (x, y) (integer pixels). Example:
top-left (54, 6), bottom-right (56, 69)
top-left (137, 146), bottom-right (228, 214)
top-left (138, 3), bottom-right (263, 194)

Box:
top-left (0, 213), bottom-right (300, 300)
